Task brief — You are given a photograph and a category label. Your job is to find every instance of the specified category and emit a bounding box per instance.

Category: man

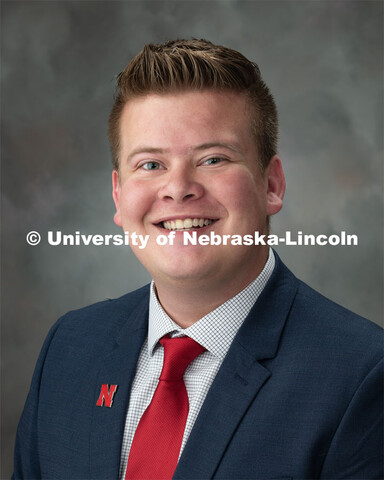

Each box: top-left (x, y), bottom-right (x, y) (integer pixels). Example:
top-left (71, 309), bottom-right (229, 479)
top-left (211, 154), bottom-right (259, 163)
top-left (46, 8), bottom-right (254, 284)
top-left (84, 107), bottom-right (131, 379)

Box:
top-left (13, 39), bottom-right (383, 479)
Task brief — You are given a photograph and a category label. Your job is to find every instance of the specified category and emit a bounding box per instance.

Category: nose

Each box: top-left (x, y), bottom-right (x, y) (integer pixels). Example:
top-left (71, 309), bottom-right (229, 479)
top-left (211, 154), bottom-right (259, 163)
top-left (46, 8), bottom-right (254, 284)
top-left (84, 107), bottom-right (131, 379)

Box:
top-left (157, 165), bottom-right (204, 203)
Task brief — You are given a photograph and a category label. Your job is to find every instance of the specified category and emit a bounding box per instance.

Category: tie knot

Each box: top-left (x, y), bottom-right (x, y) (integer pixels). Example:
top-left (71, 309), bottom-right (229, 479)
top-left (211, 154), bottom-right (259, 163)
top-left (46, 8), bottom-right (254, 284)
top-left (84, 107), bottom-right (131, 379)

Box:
top-left (159, 336), bottom-right (205, 381)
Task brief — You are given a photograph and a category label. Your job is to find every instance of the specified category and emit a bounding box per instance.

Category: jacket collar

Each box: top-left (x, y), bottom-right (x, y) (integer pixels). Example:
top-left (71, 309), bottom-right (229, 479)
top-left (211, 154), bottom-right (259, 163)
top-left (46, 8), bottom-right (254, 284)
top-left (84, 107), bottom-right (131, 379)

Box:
top-left (89, 288), bottom-right (149, 479)
top-left (174, 254), bottom-right (298, 479)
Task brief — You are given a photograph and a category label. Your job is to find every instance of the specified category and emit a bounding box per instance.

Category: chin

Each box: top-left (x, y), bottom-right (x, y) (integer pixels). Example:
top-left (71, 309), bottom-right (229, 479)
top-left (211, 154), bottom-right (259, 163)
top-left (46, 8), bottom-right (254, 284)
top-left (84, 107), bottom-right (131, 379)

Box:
top-left (151, 260), bottom-right (217, 286)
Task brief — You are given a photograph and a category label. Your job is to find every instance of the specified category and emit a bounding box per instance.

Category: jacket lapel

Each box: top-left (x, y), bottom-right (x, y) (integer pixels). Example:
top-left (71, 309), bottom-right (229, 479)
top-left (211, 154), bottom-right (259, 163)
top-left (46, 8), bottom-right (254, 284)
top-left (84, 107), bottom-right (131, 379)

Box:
top-left (89, 292), bottom-right (149, 479)
top-left (174, 257), bottom-right (298, 479)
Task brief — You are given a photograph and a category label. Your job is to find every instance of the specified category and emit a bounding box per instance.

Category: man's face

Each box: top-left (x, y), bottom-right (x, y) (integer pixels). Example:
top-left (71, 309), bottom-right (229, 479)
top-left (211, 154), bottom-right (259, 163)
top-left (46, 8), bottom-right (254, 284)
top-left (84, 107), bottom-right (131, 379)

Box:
top-left (112, 90), bottom-right (285, 291)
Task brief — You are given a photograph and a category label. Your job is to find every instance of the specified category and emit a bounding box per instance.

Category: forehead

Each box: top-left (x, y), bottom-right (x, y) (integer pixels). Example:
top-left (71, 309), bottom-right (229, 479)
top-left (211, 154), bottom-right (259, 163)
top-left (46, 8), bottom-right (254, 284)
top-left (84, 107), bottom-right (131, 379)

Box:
top-left (119, 90), bottom-right (255, 154)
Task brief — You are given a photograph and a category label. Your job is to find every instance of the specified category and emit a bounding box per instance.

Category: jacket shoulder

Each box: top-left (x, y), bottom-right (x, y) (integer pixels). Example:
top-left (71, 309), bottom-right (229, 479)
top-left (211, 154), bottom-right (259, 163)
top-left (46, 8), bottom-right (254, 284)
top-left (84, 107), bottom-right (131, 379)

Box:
top-left (63, 283), bottom-right (149, 319)
top-left (290, 279), bottom-right (383, 360)
top-left (51, 284), bottom-right (150, 346)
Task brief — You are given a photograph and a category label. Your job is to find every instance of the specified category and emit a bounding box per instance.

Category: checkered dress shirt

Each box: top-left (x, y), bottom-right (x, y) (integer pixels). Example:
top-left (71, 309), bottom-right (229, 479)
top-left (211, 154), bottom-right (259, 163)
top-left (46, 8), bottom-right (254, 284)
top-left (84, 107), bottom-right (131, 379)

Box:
top-left (119, 249), bottom-right (275, 478)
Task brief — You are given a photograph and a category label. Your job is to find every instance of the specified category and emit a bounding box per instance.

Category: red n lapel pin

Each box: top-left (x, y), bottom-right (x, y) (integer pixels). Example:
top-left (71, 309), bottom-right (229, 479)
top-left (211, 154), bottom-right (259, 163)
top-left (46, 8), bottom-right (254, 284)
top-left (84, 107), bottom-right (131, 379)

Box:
top-left (96, 384), bottom-right (118, 407)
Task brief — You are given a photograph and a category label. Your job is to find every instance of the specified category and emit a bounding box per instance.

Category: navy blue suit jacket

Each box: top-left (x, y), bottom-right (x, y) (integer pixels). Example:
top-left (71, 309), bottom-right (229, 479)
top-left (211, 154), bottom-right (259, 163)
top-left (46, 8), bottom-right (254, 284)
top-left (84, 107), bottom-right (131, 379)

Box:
top-left (13, 256), bottom-right (383, 479)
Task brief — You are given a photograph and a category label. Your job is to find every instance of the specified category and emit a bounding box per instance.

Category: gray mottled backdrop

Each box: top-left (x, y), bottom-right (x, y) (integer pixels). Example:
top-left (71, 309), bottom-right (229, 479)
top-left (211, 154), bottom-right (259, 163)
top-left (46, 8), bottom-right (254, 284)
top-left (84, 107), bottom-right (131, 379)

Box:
top-left (1, 1), bottom-right (383, 477)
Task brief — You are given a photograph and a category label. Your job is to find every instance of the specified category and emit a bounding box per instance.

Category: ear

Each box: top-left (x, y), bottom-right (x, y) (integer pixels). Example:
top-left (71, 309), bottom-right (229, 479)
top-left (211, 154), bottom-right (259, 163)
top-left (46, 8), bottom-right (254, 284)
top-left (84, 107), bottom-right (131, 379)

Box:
top-left (265, 155), bottom-right (285, 216)
top-left (112, 170), bottom-right (123, 227)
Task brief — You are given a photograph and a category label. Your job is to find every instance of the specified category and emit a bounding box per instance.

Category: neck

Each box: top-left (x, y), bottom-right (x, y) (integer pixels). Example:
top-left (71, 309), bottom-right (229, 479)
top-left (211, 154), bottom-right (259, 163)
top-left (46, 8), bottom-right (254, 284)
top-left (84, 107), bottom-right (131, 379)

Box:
top-left (154, 249), bottom-right (269, 329)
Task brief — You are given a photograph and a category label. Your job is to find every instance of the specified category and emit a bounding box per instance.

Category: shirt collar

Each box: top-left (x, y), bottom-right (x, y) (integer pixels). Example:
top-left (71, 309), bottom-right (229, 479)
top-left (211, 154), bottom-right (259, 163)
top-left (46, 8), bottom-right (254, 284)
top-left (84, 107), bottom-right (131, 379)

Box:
top-left (148, 248), bottom-right (275, 358)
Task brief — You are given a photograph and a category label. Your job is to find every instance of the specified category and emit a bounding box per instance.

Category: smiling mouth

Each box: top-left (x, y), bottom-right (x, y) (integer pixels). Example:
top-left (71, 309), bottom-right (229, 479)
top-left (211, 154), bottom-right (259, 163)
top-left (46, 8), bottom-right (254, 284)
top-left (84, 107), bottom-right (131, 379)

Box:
top-left (161, 218), bottom-right (215, 231)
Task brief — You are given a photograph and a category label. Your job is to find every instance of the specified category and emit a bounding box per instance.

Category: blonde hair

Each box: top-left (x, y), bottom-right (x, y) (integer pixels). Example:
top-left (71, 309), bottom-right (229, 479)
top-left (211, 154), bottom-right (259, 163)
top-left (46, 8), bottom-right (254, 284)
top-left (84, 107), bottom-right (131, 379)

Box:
top-left (108, 39), bottom-right (278, 170)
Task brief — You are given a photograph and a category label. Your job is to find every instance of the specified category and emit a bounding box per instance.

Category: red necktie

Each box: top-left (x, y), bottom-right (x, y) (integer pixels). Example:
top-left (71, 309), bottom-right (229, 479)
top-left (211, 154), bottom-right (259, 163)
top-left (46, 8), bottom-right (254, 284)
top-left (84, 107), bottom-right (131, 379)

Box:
top-left (125, 335), bottom-right (206, 480)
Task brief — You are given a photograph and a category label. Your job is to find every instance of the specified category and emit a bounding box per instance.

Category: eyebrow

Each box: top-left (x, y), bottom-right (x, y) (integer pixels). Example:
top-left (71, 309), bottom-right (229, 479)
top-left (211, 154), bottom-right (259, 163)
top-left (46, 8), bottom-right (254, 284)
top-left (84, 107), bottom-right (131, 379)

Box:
top-left (127, 147), bottom-right (166, 162)
top-left (127, 142), bottom-right (242, 162)
top-left (193, 142), bottom-right (242, 153)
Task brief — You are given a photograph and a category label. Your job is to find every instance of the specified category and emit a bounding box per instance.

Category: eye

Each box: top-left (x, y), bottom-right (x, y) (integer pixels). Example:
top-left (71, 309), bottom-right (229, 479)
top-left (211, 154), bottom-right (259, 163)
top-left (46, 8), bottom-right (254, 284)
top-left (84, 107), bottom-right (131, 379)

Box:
top-left (141, 161), bottom-right (163, 170)
top-left (203, 157), bottom-right (224, 165)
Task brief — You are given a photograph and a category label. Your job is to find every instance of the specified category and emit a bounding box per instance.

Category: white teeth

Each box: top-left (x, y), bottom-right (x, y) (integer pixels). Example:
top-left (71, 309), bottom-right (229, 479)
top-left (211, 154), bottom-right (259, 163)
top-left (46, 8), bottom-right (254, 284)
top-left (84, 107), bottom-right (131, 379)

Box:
top-left (161, 218), bottom-right (213, 230)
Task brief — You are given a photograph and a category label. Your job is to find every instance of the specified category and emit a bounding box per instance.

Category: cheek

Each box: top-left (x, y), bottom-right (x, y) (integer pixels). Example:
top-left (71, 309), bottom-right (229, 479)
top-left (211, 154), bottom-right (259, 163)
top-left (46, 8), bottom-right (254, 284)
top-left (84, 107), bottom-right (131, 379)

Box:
top-left (215, 169), bottom-right (265, 214)
top-left (119, 181), bottom-right (154, 225)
